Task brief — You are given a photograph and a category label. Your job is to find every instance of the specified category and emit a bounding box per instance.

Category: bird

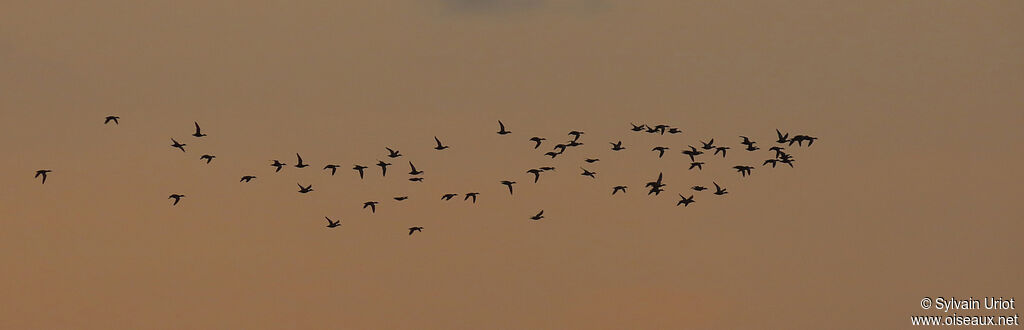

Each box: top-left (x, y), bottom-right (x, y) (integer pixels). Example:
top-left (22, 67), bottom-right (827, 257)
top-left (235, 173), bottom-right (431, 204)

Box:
top-left (789, 135), bottom-right (818, 146)
top-left (775, 129), bottom-right (790, 143)
top-left (733, 165), bottom-right (754, 177)
top-left (566, 140), bottom-right (583, 147)
top-left (713, 182), bottom-right (728, 195)
top-left (34, 169), bottom-right (52, 184)
top-left (441, 193), bottom-right (458, 201)
top-left (199, 154), bottom-right (216, 164)
top-left (325, 217), bottom-right (341, 228)
top-left (645, 126), bottom-right (661, 134)
top-left (584, 158), bottom-right (600, 163)
top-left (271, 160), bottom-right (286, 172)
top-left (297, 183), bottom-right (314, 193)
top-left (240, 175), bottom-right (256, 182)
top-left (324, 164), bottom-right (340, 175)
top-left (689, 162), bottom-right (704, 170)
top-left (612, 185), bottom-right (628, 195)
top-left (552, 144), bottom-right (568, 154)
top-left (527, 169), bottom-right (543, 183)
top-left (763, 159), bottom-right (778, 167)
top-left (769, 146), bottom-right (786, 158)
top-left (692, 185), bottom-right (707, 191)
top-left (168, 194), bottom-right (185, 205)
top-left (433, 136), bottom-right (449, 150)
top-left (385, 147), bottom-right (402, 158)
top-left (676, 194), bottom-right (695, 207)
top-left (667, 127), bottom-right (682, 134)
top-left (497, 120), bottom-right (511, 135)
top-left (408, 227), bottom-right (424, 235)
top-left (192, 122), bottom-right (207, 137)
top-left (530, 210), bottom-right (544, 221)
top-left (409, 177), bottom-right (424, 182)
top-left (652, 146), bottom-right (669, 158)
top-left (714, 146), bottom-right (730, 158)
top-left (568, 130), bottom-right (585, 141)
top-left (170, 138), bottom-right (187, 152)
top-left (682, 146), bottom-right (703, 161)
top-left (394, 196), bottom-right (409, 201)
top-left (630, 123), bottom-right (646, 131)
top-left (363, 201), bottom-right (379, 213)
top-left (408, 162), bottom-right (424, 175)
top-left (539, 166), bottom-right (556, 171)
top-left (104, 116), bottom-right (120, 125)
top-left (529, 137), bottom-right (546, 149)
top-left (352, 165), bottom-right (367, 178)
top-left (580, 168), bottom-right (596, 178)
top-left (648, 186), bottom-right (665, 196)
top-left (544, 152), bottom-right (560, 159)
top-left (653, 124), bottom-right (669, 135)
top-left (700, 139), bottom-right (716, 150)
top-left (780, 158), bottom-right (795, 168)
top-left (610, 141), bottom-right (625, 151)
top-left (740, 136), bottom-right (757, 149)
top-left (464, 192), bottom-right (479, 203)
top-left (376, 160), bottom-right (392, 176)
top-left (500, 180), bottom-right (516, 195)
top-left (294, 153), bottom-right (309, 168)
top-left (645, 172), bottom-right (666, 189)
top-left (745, 145), bottom-right (760, 151)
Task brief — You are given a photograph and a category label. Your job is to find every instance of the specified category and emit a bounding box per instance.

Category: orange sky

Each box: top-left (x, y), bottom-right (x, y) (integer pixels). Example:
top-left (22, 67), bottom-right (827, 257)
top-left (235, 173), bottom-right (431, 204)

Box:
top-left (1, 1), bottom-right (1022, 329)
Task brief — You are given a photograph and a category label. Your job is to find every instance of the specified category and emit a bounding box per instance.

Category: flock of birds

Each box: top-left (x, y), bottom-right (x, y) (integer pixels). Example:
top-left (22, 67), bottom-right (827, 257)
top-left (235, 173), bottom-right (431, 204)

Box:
top-left (33, 117), bottom-right (819, 236)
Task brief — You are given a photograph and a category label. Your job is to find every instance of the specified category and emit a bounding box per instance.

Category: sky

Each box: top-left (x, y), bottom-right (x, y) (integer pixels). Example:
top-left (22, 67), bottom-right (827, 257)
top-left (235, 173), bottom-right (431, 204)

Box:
top-left (1, 1), bottom-right (1022, 329)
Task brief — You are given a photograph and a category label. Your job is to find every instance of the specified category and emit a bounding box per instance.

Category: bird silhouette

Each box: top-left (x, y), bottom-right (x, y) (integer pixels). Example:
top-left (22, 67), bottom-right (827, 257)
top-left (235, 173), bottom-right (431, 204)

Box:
top-left (740, 136), bottom-right (757, 150)
top-left (566, 140), bottom-right (583, 147)
top-left (170, 138), bottom-right (187, 152)
top-left (775, 129), bottom-right (790, 143)
top-left (271, 160), bottom-right (286, 172)
top-left (433, 136), bottom-right (449, 150)
top-left (529, 137), bottom-right (546, 148)
top-left (441, 193), bottom-right (458, 201)
top-left (500, 180), bottom-right (516, 195)
top-left (733, 165), bottom-right (754, 177)
top-left (762, 159), bottom-right (778, 167)
top-left (497, 120), bottom-right (511, 135)
top-left (580, 168), bottom-right (596, 178)
top-left (464, 192), bottom-right (479, 203)
top-left (104, 116), bottom-right (120, 125)
top-left (352, 165), bottom-right (367, 178)
top-left (539, 166), bottom-right (556, 171)
top-left (297, 183), bottom-right (314, 193)
top-left (553, 144), bottom-right (568, 154)
top-left (192, 122), bottom-right (207, 137)
top-left (240, 175), bottom-right (256, 182)
top-left (544, 152), bottom-right (560, 159)
top-left (294, 153), bottom-right (309, 168)
top-left (667, 127), bottom-right (682, 134)
top-left (168, 194), bottom-right (185, 205)
top-left (700, 139), bottom-right (716, 150)
top-left (409, 177), bottom-right (424, 182)
top-left (630, 123), bottom-right (646, 131)
top-left (568, 130), bottom-right (585, 141)
top-left (199, 154), bottom-right (216, 164)
top-left (714, 146), bottom-right (730, 158)
top-left (324, 164), bottom-right (340, 175)
top-left (325, 217), bottom-right (341, 228)
top-left (676, 194), bottom-right (695, 207)
top-left (527, 169), bottom-right (543, 183)
top-left (610, 141), bottom-right (625, 151)
top-left (585, 158), bottom-right (600, 163)
top-left (376, 160), bottom-right (391, 176)
top-left (713, 182), bottom-right (728, 195)
top-left (652, 146), bottom-right (669, 158)
top-left (789, 135), bottom-right (818, 146)
top-left (530, 210), bottom-right (544, 221)
top-left (408, 162), bottom-right (423, 175)
top-left (692, 185), bottom-right (707, 191)
top-left (385, 147), bottom-right (402, 158)
top-left (409, 227), bottom-right (424, 235)
top-left (682, 146), bottom-right (703, 161)
top-left (394, 196), bottom-right (409, 201)
top-left (780, 158), bottom-right (795, 168)
top-left (653, 124), bottom-right (669, 135)
top-left (689, 162), bottom-right (704, 170)
top-left (363, 201), bottom-right (379, 213)
top-left (645, 126), bottom-right (660, 134)
top-left (769, 146), bottom-right (786, 157)
top-left (745, 145), bottom-right (760, 151)
top-left (34, 169), bottom-right (51, 184)
top-left (612, 185), bottom-right (627, 195)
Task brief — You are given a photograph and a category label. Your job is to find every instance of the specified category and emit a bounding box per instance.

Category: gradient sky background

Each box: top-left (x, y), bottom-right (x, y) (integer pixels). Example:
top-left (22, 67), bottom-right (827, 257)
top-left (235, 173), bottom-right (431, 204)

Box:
top-left (2, 1), bottom-right (1022, 329)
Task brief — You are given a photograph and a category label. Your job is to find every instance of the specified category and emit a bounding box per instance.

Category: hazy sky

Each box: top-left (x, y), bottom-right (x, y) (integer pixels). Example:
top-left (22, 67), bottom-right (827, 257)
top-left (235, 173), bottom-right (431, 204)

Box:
top-left (2, 1), bottom-right (1022, 329)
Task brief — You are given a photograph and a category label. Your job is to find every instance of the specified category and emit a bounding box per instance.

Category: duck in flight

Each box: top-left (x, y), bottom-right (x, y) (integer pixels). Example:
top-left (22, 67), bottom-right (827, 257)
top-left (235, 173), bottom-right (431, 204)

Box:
top-left (652, 146), bottom-right (669, 158)
top-left (376, 160), bottom-right (392, 176)
top-left (497, 120), bottom-right (511, 135)
top-left (199, 154), bottom-right (216, 164)
top-left (714, 146), bottom-right (730, 158)
top-left (769, 146), bottom-right (786, 158)
top-left (667, 127), bottom-right (682, 134)
top-left (325, 217), bottom-right (341, 228)
top-left (740, 136), bottom-right (757, 151)
top-left (294, 153), bottom-right (309, 168)
top-left (527, 169), bottom-right (543, 183)
top-left (464, 192), bottom-right (479, 203)
top-left (682, 146), bottom-right (703, 161)
top-left (692, 185), bottom-right (707, 191)
top-left (676, 194), bottom-right (695, 207)
top-left (689, 162), bottom-right (704, 170)
top-left (762, 159), bottom-right (778, 167)
top-left (568, 130), bottom-right (585, 142)
top-left (441, 193), bottom-right (458, 201)
top-left (530, 210), bottom-right (544, 221)
top-left (192, 122), bottom-right (207, 137)
top-left (104, 116), bottom-right (120, 125)
top-left (271, 160), bottom-right (286, 172)
top-left (584, 158), bottom-right (600, 163)
top-left (652, 124), bottom-right (669, 135)
top-left (409, 177), bottom-right (424, 182)
top-left (700, 139), bottom-right (716, 150)
top-left (580, 168), bottom-right (596, 178)
top-left (408, 227), bottom-right (424, 235)
top-left (168, 194), bottom-right (185, 205)
top-left (34, 169), bottom-right (52, 184)
top-left (566, 140), bottom-right (583, 147)
top-left (352, 165), bottom-right (367, 178)
top-left (610, 141), bottom-right (625, 151)
top-left (713, 182), bottom-right (728, 195)
top-left (612, 185), bottom-right (627, 195)
top-left (171, 138), bottom-right (187, 152)
top-left (552, 144), bottom-right (568, 154)
top-left (394, 196), bottom-right (409, 201)
top-left (529, 137), bottom-right (546, 149)
top-left (789, 135), bottom-right (818, 146)
top-left (408, 162), bottom-right (423, 175)
top-left (324, 164), bottom-right (340, 175)
top-left (240, 175), bottom-right (256, 182)
top-left (539, 166), bottom-right (555, 171)
top-left (630, 123), bottom-right (646, 131)
top-left (775, 129), bottom-right (790, 144)
top-left (297, 183), bottom-right (314, 193)
top-left (733, 165), bottom-right (754, 177)
top-left (433, 136), bottom-right (449, 150)
top-left (363, 201), bottom-right (379, 213)
top-left (386, 147), bottom-right (402, 158)
top-left (500, 180), bottom-right (516, 195)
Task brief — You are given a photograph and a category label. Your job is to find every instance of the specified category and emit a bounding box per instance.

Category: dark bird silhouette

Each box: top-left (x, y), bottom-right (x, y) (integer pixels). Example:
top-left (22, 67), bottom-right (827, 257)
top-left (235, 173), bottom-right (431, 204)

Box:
top-left (645, 172), bottom-right (666, 189)
top-left (168, 194), bottom-right (185, 205)
top-left (648, 186), bottom-right (665, 196)
top-left (539, 166), bottom-right (556, 171)
top-left (325, 217), bottom-right (341, 228)
top-left (745, 145), bottom-right (760, 151)
top-left (700, 139), bottom-right (716, 150)
top-left (376, 160), bottom-right (392, 176)
top-left (240, 175), bottom-right (256, 182)
top-left (568, 130), bottom-right (585, 142)
top-left (775, 129), bottom-right (790, 144)
top-left (653, 124), bottom-right (669, 135)
top-left (385, 147), bottom-right (402, 158)
top-left (676, 194), bottom-right (695, 207)
top-left (713, 182), bottom-right (728, 195)
top-left (714, 146), bottom-right (730, 158)
top-left (464, 192), bottom-right (479, 203)
top-left (297, 183), bottom-right (314, 193)
top-left (363, 201), bottom-right (379, 213)
top-left (610, 141), bottom-right (625, 151)
top-left (433, 136), bottom-right (449, 150)
top-left (645, 126), bottom-right (660, 134)
top-left (294, 153), bottom-right (309, 168)
top-left (552, 144), bottom-right (568, 154)
top-left (780, 158), bottom-right (795, 168)
top-left (104, 116), bottom-right (120, 125)
top-left (409, 177), bottom-right (424, 182)
top-left (630, 123), bottom-right (646, 131)
top-left (497, 120), bottom-right (511, 135)
top-left (763, 159), bottom-right (778, 167)
top-left (408, 162), bottom-right (423, 175)
top-left (544, 151), bottom-right (560, 159)
top-left (500, 180), bottom-right (516, 195)
top-left (769, 146), bottom-right (786, 158)
top-left (692, 185), bottom-right (707, 191)
top-left (667, 127), bottom-right (682, 134)
top-left (527, 169), bottom-right (543, 183)
top-left (394, 196), bottom-right (409, 201)
top-left (529, 137), bottom-right (546, 149)
top-left (566, 140), bottom-right (583, 147)
top-left (199, 154), bottom-right (216, 164)
top-left (584, 158), bottom-right (600, 163)
top-left (740, 136), bottom-right (757, 149)
top-left (530, 210), bottom-right (544, 221)
top-left (733, 165), bottom-right (754, 177)
top-left (352, 165), bottom-right (367, 178)
top-left (34, 169), bottom-right (51, 184)
top-left (408, 227), bottom-right (424, 235)
top-left (682, 146), bottom-right (703, 161)
top-left (192, 122), bottom-right (207, 137)
top-left (170, 138), bottom-right (187, 152)
top-left (612, 185), bottom-right (627, 195)
top-left (580, 168), bottom-right (596, 178)
top-left (324, 164), bottom-right (340, 175)
top-left (652, 146), bottom-right (669, 158)
top-left (271, 160), bottom-right (286, 172)
top-left (789, 135), bottom-right (818, 146)
top-left (689, 162), bottom-right (704, 170)
top-left (441, 193), bottom-right (458, 201)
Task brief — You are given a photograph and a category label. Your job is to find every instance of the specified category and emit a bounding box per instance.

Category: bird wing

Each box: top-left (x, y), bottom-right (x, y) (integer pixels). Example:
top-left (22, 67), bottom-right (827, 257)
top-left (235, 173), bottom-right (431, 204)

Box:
top-left (194, 122), bottom-right (201, 133)
top-left (409, 161), bottom-right (417, 171)
top-left (296, 153), bottom-right (303, 163)
top-left (498, 120), bottom-right (505, 130)
top-left (434, 136), bottom-right (442, 147)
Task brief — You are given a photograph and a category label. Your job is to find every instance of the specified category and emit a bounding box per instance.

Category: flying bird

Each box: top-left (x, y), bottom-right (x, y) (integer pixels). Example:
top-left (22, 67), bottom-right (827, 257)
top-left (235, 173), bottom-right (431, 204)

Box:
top-left (733, 165), bottom-right (754, 177)
top-left (689, 162), bottom-right (704, 170)
top-left (713, 182), bottom-right (728, 195)
top-left (544, 152), bottom-right (560, 159)
top-left (168, 194), bottom-right (185, 205)
top-left (433, 136), bottom-right (449, 150)
top-left (568, 130), bottom-right (585, 141)
top-left (692, 185), bottom-right (707, 191)
top-left (580, 168), bottom-right (596, 178)
top-left (271, 160), bottom-right (286, 172)
top-left (740, 136), bottom-right (757, 150)
top-left (584, 158), bottom-right (600, 163)
top-left (170, 138), bottom-right (187, 152)
top-left (789, 135), bottom-right (818, 146)
top-left (652, 124), bottom-right (669, 135)
top-left (700, 139), bottom-right (716, 150)
top-left (199, 154), bottom-right (216, 164)
top-left (464, 192), bottom-right (479, 203)
top-left (408, 162), bottom-right (423, 175)
top-left (408, 227), bottom-right (424, 235)
top-left (682, 146), bottom-right (703, 161)
top-left (297, 183), bottom-right (314, 193)
top-left (539, 166), bottom-right (556, 171)
top-left (497, 120), bottom-right (511, 135)
top-left (394, 196), bottom-right (409, 201)
top-left (500, 180), bottom-right (517, 195)
top-left (441, 193), bottom-right (458, 201)
top-left (527, 169), bottom-right (543, 183)
top-left (385, 147), bottom-right (402, 158)
top-left (610, 141), bottom-right (625, 151)
top-left (714, 146), bottom-right (730, 158)
top-left (763, 159), bottom-right (778, 167)
top-left (530, 210), bottom-right (545, 221)
top-left (552, 144), bottom-right (568, 154)
top-left (34, 169), bottom-right (51, 184)
top-left (667, 127), bottom-right (682, 134)
top-left (324, 164), bottom-right (340, 175)
top-left (566, 140), bottom-right (583, 147)
top-left (240, 175), bottom-right (256, 182)
top-left (376, 160), bottom-right (392, 176)
top-left (409, 177), bottom-right (424, 182)
top-left (363, 201), bottom-right (379, 213)
top-left (325, 217), bottom-right (341, 228)
top-left (775, 129), bottom-right (790, 143)
top-left (192, 122), bottom-right (207, 137)
top-left (630, 123), bottom-right (646, 131)
top-left (529, 137), bottom-right (546, 149)
top-left (352, 165), bottom-right (367, 178)
top-left (612, 185), bottom-right (628, 195)
top-left (676, 194), bottom-right (695, 207)
top-left (769, 146), bottom-right (786, 158)
top-left (294, 153), bottom-right (309, 168)
top-left (104, 116), bottom-right (120, 125)
top-left (652, 146), bottom-right (669, 158)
